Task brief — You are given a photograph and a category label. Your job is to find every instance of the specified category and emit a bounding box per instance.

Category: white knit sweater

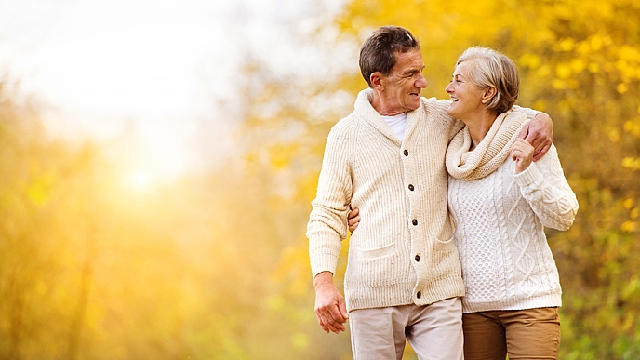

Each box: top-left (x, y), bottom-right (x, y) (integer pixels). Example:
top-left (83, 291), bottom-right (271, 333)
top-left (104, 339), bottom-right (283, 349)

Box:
top-left (307, 89), bottom-right (466, 312)
top-left (446, 111), bottom-right (579, 313)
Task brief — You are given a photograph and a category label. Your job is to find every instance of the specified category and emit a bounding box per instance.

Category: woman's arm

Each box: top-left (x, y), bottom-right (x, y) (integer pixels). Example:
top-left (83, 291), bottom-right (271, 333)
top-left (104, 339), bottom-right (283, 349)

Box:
top-left (511, 143), bottom-right (579, 231)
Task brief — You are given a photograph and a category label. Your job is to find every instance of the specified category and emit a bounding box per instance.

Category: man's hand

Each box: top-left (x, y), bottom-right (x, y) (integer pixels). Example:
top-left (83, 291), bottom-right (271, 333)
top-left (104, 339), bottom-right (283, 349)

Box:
top-left (348, 206), bottom-right (360, 233)
top-left (518, 112), bottom-right (553, 161)
top-left (313, 272), bottom-right (349, 334)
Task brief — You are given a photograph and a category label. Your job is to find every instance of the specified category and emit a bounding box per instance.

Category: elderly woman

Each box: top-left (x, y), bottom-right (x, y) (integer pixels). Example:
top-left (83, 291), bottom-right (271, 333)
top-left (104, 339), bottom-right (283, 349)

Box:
top-left (350, 47), bottom-right (579, 359)
top-left (443, 46), bottom-right (578, 359)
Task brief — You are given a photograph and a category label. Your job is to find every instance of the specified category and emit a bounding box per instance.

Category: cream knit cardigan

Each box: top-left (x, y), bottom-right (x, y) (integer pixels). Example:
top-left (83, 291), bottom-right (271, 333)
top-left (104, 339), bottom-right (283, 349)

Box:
top-left (308, 89), bottom-right (468, 312)
top-left (446, 111), bottom-right (579, 313)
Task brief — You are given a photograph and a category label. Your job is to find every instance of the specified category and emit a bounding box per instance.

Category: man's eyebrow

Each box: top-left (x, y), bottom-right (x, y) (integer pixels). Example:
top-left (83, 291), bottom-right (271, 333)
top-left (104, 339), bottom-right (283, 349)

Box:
top-left (404, 66), bottom-right (425, 76)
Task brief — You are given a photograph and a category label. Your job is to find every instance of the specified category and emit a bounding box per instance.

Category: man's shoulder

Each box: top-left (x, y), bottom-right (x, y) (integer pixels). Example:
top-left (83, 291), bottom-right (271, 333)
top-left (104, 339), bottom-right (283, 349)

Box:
top-left (326, 113), bottom-right (359, 140)
top-left (332, 112), bottom-right (358, 130)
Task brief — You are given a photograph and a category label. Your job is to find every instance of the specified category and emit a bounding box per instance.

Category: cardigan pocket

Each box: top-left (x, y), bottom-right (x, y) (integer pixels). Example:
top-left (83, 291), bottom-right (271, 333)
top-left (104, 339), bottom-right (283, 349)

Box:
top-left (434, 232), bottom-right (456, 251)
top-left (348, 251), bottom-right (401, 288)
top-left (358, 243), bottom-right (396, 259)
top-left (357, 242), bottom-right (395, 259)
top-left (432, 218), bottom-right (456, 251)
top-left (431, 235), bottom-right (463, 282)
top-left (353, 228), bottom-right (397, 259)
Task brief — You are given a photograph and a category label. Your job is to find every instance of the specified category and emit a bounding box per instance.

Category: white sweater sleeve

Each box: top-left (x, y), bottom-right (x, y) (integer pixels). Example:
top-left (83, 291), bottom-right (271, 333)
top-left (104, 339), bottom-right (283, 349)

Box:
top-left (513, 145), bottom-right (579, 231)
top-left (307, 124), bottom-right (354, 276)
top-left (512, 105), bottom-right (540, 120)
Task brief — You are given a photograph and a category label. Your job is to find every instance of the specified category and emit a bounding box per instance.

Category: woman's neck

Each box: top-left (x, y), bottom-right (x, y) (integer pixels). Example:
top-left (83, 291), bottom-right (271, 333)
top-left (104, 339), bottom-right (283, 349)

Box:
top-left (461, 110), bottom-right (499, 151)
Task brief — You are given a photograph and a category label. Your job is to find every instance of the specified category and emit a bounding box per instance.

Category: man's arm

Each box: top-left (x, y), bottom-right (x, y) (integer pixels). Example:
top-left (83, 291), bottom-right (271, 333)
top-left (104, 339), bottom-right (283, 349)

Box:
top-left (313, 272), bottom-right (349, 334)
top-left (307, 124), bottom-right (353, 334)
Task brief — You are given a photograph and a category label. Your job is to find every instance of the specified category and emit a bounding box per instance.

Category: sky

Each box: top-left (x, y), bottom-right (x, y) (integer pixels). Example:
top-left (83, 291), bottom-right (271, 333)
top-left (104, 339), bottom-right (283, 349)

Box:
top-left (0, 0), bottom-right (346, 181)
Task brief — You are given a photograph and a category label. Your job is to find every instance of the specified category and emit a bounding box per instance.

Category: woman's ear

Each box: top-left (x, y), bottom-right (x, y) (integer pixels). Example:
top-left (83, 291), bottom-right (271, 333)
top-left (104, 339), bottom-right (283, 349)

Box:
top-left (482, 87), bottom-right (497, 104)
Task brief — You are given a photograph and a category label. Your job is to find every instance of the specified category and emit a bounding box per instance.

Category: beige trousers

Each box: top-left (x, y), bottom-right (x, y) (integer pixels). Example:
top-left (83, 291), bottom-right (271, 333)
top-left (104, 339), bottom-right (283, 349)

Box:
top-left (349, 297), bottom-right (463, 360)
top-left (462, 307), bottom-right (561, 360)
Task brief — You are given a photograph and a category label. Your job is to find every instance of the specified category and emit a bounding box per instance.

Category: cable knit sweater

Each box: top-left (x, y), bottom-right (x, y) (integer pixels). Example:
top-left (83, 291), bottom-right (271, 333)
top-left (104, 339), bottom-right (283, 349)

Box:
top-left (446, 111), bottom-right (579, 313)
top-left (307, 89), bottom-right (466, 312)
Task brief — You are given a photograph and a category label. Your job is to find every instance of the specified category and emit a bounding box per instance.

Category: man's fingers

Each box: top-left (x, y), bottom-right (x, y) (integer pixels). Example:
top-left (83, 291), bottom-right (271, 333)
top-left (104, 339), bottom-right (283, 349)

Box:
top-left (339, 299), bottom-right (349, 320)
top-left (316, 302), bottom-right (347, 334)
top-left (533, 142), bottom-right (552, 161)
top-left (323, 315), bottom-right (344, 333)
top-left (517, 125), bottom-right (528, 140)
top-left (317, 309), bottom-right (343, 333)
top-left (327, 302), bottom-right (347, 324)
top-left (315, 311), bottom-right (330, 333)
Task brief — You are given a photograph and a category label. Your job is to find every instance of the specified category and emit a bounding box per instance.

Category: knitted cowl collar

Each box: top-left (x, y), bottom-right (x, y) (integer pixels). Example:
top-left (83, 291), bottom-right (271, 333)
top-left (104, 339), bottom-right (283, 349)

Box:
top-left (446, 111), bottom-right (529, 180)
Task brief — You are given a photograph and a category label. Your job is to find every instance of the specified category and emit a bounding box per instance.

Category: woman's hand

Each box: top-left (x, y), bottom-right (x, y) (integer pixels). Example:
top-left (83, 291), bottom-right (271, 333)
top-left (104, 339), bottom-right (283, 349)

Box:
top-left (518, 112), bottom-right (553, 161)
top-left (348, 206), bottom-right (360, 233)
top-left (511, 138), bottom-right (535, 174)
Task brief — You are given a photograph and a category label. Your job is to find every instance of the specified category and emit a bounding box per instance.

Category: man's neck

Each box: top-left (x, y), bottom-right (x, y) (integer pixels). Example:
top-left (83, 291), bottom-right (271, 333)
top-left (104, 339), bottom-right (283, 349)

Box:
top-left (371, 93), bottom-right (405, 116)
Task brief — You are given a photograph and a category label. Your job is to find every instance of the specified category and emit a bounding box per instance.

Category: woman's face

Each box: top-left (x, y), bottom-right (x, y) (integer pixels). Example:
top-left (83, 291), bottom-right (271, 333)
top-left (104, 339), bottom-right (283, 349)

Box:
top-left (445, 61), bottom-right (487, 119)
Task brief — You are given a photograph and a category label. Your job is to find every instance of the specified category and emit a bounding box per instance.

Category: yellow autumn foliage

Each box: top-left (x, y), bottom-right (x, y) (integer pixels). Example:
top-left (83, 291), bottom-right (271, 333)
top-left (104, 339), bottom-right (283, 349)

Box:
top-left (242, 0), bottom-right (640, 358)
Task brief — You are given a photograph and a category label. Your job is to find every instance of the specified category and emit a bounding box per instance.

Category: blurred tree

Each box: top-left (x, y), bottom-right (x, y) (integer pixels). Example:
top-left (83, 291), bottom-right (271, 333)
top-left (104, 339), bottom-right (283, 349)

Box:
top-left (1, 0), bottom-right (638, 358)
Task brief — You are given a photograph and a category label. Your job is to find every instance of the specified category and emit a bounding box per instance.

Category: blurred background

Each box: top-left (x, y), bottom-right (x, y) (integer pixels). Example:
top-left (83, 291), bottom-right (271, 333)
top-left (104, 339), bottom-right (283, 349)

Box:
top-left (0, 0), bottom-right (638, 359)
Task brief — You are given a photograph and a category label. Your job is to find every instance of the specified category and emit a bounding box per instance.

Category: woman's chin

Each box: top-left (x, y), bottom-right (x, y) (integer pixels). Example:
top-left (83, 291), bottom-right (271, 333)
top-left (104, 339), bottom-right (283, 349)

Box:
top-left (446, 107), bottom-right (456, 117)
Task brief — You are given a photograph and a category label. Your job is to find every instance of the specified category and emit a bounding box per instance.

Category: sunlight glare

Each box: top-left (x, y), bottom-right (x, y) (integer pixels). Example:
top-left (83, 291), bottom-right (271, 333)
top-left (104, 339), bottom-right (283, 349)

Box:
top-left (127, 171), bottom-right (154, 194)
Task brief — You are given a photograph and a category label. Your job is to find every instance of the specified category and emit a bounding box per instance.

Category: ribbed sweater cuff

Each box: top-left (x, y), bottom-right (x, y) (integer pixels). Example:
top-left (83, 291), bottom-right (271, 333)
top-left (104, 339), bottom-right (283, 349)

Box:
top-left (310, 252), bottom-right (339, 277)
top-left (513, 161), bottom-right (543, 187)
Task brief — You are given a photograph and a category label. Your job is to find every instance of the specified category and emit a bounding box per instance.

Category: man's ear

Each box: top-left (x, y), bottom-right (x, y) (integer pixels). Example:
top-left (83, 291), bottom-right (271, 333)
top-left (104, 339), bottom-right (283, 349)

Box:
top-left (370, 72), bottom-right (383, 90)
top-left (482, 87), bottom-right (497, 104)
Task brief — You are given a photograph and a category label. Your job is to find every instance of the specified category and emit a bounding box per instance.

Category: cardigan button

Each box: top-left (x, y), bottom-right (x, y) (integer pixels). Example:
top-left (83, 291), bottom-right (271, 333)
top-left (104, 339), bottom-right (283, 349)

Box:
top-left (416, 291), bottom-right (421, 299)
top-left (415, 255), bottom-right (420, 262)
top-left (412, 219), bottom-right (418, 226)
top-left (403, 149), bottom-right (408, 156)
top-left (408, 184), bottom-right (414, 191)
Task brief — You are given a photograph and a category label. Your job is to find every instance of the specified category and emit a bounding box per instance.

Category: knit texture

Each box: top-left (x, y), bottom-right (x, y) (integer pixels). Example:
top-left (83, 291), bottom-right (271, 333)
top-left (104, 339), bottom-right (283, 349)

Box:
top-left (446, 111), bottom-right (528, 180)
top-left (446, 113), bottom-right (579, 313)
top-left (307, 89), bottom-right (466, 312)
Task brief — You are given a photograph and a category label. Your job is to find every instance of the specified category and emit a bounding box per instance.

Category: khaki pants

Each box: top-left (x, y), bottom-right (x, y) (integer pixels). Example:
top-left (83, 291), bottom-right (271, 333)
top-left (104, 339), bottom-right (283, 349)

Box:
top-left (462, 307), bottom-right (561, 360)
top-left (349, 297), bottom-right (463, 360)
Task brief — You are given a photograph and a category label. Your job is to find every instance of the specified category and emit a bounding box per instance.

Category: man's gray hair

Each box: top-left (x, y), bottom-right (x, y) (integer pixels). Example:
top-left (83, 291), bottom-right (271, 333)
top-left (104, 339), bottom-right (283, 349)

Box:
top-left (359, 26), bottom-right (421, 88)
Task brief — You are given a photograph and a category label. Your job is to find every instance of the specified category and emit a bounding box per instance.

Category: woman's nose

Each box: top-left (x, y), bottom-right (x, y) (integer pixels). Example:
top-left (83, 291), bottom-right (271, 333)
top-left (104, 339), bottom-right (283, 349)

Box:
top-left (445, 83), bottom-right (454, 93)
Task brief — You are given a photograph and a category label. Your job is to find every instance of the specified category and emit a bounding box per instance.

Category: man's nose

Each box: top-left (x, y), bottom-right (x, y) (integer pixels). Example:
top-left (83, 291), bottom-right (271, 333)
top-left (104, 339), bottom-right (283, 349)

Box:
top-left (416, 73), bottom-right (428, 88)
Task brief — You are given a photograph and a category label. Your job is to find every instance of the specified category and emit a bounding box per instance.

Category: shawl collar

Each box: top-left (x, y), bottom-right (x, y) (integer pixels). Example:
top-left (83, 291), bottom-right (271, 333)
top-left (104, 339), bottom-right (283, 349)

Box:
top-left (354, 89), bottom-right (422, 144)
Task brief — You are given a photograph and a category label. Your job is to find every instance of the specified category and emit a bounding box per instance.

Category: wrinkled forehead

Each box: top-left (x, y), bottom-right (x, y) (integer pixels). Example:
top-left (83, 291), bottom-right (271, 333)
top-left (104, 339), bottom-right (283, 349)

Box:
top-left (392, 49), bottom-right (423, 69)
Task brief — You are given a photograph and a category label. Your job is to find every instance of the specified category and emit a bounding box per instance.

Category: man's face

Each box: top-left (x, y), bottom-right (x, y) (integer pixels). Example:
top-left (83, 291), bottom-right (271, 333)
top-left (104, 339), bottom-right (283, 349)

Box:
top-left (377, 49), bottom-right (428, 115)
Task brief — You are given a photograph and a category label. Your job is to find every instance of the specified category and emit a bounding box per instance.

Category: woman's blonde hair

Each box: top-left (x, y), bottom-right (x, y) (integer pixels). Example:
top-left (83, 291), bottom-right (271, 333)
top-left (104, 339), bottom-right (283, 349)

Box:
top-left (456, 47), bottom-right (519, 114)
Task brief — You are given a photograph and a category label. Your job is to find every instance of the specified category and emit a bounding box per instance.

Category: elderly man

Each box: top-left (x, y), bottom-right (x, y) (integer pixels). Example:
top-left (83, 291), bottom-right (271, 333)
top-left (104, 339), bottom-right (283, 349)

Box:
top-left (307, 26), bottom-right (552, 359)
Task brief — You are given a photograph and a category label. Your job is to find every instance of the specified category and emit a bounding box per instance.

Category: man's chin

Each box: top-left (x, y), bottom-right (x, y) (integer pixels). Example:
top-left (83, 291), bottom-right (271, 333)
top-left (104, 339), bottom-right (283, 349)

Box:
top-left (408, 99), bottom-right (421, 111)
